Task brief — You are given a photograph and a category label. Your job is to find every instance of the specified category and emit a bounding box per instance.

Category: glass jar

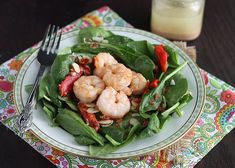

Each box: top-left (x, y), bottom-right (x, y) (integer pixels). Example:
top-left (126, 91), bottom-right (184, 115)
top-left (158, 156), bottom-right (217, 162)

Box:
top-left (151, 0), bottom-right (205, 41)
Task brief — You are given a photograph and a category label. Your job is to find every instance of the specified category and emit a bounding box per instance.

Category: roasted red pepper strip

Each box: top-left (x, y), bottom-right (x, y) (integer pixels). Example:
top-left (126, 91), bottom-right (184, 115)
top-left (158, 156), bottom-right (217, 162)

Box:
top-left (77, 102), bottom-right (100, 131)
top-left (155, 45), bottom-right (168, 72)
top-left (149, 79), bottom-right (159, 89)
top-left (80, 64), bottom-right (91, 76)
top-left (58, 71), bottom-right (83, 97)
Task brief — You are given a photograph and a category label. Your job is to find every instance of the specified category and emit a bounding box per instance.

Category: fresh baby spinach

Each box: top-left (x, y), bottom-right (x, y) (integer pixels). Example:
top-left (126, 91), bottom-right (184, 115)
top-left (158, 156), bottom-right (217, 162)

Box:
top-left (164, 45), bottom-right (180, 68)
top-left (164, 73), bottom-right (188, 107)
top-left (139, 62), bottom-right (187, 115)
top-left (75, 135), bottom-right (97, 145)
top-left (139, 113), bottom-right (160, 138)
top-left (78, 27), bottom-right (113, 43)
top-left (56, 108), bottom-right (104, 146)
top-left (45, 54), bottom-right (73, 107)
top-left (127, 40), bottom-right (155, 62)
top-left (58, 95), bottom-right (77, 111)
top-left (38, 73), bottom-right (50, 100)
top-left (89, 135), bottom-right (136, 156)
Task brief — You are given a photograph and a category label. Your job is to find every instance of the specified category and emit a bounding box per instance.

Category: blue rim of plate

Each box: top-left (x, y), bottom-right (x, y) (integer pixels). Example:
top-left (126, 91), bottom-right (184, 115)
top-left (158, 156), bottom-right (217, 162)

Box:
top-left (14, 26), bottom-right (205, 159)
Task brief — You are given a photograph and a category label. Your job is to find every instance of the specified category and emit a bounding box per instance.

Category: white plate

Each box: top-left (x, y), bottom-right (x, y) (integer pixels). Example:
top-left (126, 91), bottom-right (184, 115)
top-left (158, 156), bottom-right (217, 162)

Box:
top-left (14, 26), bottom-right (205, 159)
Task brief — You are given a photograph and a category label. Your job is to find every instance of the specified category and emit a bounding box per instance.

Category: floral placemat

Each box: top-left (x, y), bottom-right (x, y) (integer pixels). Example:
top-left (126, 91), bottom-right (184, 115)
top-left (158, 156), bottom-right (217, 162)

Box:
top-left (0, 6), bottom-right (235, 168)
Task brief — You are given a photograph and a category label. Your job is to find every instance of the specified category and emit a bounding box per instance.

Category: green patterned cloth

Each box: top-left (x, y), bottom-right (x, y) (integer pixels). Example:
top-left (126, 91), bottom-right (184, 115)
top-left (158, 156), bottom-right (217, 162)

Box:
top-left (0, 6), bottom-right (234, 168)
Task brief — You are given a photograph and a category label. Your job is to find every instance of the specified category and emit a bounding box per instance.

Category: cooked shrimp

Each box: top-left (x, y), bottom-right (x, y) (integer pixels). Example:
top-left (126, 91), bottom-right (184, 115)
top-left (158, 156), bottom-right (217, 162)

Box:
top-left (73, 76), bottom-right (105, 103)
top-left (130, 71), bottom-right (147, 95)
top-left (93, 67), bottom-right (107, 78)
top-left (102, 63), bottom-right (132, 91)
top-left (121, 87), bottom-right (132, 96)
top-left (96, 87), bottom-right (131, 119)
top-left (94, 52), bottom-right (118, 69)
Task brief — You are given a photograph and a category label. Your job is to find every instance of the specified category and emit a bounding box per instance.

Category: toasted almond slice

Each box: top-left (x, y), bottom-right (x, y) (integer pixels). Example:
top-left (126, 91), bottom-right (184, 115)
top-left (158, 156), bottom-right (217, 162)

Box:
top-left (85, 103), bottom-right (96, 108)
top-left (101, 124), bottom-right (113, 127)
top-left (71, 72), bottom-right (77, 76)
top-left (99, 120), bottom-right (113, 125)
top-left (72, 63), bottom-right (80, 73)
top-left (129, 118), bottom-right (139, 126)
top-left (87, 108), bottom-right (99, 114)
top-left (131, 113), bottom-right (140, 117)
top-left (92, 36), bottom-right (104, 42)
top-left (170, 79), bottom-right (176, 86)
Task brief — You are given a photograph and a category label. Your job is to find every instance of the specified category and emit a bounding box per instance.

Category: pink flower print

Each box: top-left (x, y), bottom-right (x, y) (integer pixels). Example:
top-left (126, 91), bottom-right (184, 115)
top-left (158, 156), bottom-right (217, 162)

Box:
top-left (220, 89), bottom-right (235, 104)
top-left (33, 142), bottom-right (50, 155)
top-left (97, 6), bottom-right (109, 13)
top-left (201, 70), bottom-right (208, 85)
top-left (146, 155), bottom-right (156, 165)
top-left (196, 118), bottom-right (204, 126)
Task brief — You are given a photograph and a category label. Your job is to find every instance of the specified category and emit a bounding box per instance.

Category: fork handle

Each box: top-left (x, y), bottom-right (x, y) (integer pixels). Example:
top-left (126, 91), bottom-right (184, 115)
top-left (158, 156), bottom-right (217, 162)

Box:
top-left (17, 64), bottom-right (46, 132)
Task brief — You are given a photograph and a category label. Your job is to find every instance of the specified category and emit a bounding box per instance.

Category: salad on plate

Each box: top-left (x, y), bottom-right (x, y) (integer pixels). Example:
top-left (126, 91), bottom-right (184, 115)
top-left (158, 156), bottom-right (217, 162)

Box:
top-left (36, 27), bottom-right (193, 156)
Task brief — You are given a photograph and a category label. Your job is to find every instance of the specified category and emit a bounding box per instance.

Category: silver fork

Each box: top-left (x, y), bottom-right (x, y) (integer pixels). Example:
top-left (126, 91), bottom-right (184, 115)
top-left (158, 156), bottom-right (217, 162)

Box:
top-left (17, 25), bottom-right (62, 132)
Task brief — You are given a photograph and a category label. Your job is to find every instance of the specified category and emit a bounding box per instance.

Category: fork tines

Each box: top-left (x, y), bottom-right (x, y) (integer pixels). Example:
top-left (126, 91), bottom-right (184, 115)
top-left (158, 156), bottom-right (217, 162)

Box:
top-left (40, 24), bottom-right (62, 54)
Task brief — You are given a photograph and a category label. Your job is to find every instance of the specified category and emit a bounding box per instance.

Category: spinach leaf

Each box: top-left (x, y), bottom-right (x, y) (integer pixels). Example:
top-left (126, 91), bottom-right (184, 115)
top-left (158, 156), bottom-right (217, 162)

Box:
top-left (78, 27), bottom-right (113, 43)
top-left (42, 106), bottom-right (54, 122)
top-left (50, 54), bottom-right (73, 84)
top-left (164, 73), bottom-right (188, 107)
top-left (49, 82), bottom-right (62, 107)
top-left (42, 99), bottom-right (57, 115)
top-left (47, 54), bottom-right (73, 107)
top-left (164, 46), bottom-right (180, 68)
top-left (58, 95), bottom-right (77, 111)
top-left (58, 47), bottom-right (72, 55)
top-left (55, 108), bottom-right (104, 146)
top-left (139, 85), bottom-right (163, 118)
top-left (89, 135), bottom-right (136, 156)
top-left (100, 113), bottom-right (133, 143)
top-left (75, 135), bottom-right (97, 145)
top-left (101, 126), bottom-right (127, 143)
top-left (175, 92), bottom-right (193, 117)
top-left (105, 134), bottom-right (122, 146)
top-left (139, 113), bottom-right (160, 138)
top-left (161, 92), bottom-right (193, 118)
top-left (161, 102), bottom-right (180, 119)
top-left (38, 73), bottom-right (50, 100)
top-left (178, 92), bottom-right (193, 109)
top-left (105, 34), bottom-right (133, 44)
top-left (158, 115), bottom-right (171, 129)
top-left (127, 40), bottom-right (155, 61)
top-left (139, 62), bottom-right (187, 115)
top-left (101, 114), bottom-right (141, 145)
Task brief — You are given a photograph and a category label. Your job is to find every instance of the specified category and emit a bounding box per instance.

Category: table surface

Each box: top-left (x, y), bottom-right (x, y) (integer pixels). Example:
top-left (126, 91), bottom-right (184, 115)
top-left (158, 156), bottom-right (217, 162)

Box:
top-left (0, 0), bottom-right (235, 167)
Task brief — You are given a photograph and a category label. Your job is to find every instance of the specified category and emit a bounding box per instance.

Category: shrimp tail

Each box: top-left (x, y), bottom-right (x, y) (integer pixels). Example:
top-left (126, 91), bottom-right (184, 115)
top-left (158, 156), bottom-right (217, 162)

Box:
top-left (59, 71), bottom-right (83, 97)
top-left (77, 102), bottom-right (100, 131)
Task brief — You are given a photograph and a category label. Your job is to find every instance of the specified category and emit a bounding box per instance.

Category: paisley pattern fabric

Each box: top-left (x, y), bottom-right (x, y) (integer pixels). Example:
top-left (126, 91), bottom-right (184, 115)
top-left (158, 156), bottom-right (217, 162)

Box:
top-left (0, 6), bottom-right (234, 168)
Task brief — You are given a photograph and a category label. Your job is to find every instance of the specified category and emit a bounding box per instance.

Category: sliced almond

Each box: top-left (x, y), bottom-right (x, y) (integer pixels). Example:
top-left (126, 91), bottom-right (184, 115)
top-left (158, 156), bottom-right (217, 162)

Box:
top-left (85, 103), bottom-right (96, 108)
top-left (129, 118), bottom-right (139, 126)
top-left (87, 108), bottom-right (99, 114)
top-left (131, 100), bottom-right (138, 110)
top-left (92, 36), bottom-right (104, 42)
top-left (99, 120), bottom-right (113, 125)
top-left (170, 79), bottom-right (175, 86)
top-left (72, 63), bottom-right (80, 73)
top-left (71, 72), bottom-right (77, 76)
top-left (131, 113), bottom-right (140, 117)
